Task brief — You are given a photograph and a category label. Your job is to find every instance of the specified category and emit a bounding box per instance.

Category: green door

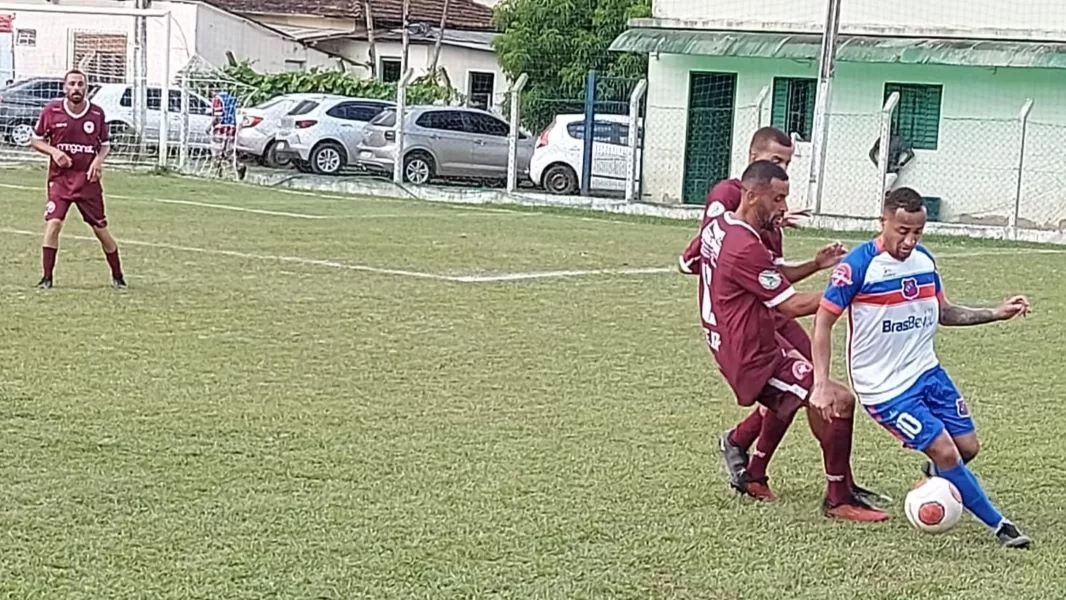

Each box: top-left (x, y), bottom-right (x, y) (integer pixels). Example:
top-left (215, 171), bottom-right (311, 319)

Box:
top-left (682, 72), bottom-right (737, 205)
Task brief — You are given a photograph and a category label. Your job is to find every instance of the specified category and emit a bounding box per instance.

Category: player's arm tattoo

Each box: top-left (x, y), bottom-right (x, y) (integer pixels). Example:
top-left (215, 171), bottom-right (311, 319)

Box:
top-left (939, 302), bottom-right (998, 326)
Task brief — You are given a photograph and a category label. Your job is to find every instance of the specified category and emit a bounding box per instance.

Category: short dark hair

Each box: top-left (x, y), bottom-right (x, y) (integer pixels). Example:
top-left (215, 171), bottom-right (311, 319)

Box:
top-left (741, 160), bottom-right (789, 189)
top-left (64, 69), bottom-right (87, 83)
top-left (884, 187), bottom-right (925, 213)
top-left (750, 127), bottom-right (793, 152)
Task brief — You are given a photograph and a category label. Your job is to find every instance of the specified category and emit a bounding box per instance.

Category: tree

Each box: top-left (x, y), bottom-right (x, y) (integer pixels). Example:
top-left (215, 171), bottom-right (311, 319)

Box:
top-left (493, 0), bottom-right (650, 130)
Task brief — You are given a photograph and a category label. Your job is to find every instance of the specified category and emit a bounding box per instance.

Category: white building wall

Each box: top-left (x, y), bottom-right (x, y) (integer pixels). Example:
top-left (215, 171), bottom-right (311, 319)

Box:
top-left (653, 0), bottom-right (1066, 36)
top-left (3, 0), bottom-right (333, 85)
top-left (644, 54), bottom-right (1066, 228)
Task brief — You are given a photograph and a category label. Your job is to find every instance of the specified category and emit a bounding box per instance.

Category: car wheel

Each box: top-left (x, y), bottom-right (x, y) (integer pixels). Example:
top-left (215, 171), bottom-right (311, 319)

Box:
top-left (8, 122), bottom-right (34, 147)
top-left (403, 152), bottom-right (434, 185)
top-left (294, 160), bottom-right (314, 173)
top-left (542, 164), bottom-right (578, 195)
top-left (310, 141), bottom-right (346, 176)
top-left (263, 141), bottom-right (291, 169)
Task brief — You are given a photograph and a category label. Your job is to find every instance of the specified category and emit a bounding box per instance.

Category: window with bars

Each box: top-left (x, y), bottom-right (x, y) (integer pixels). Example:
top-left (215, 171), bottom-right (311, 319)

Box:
top-left (884, 82), bottom-right (942, 150)
top-left (770, 77), bottom-right (816, 140)
top-left (70, 32), bottom-right (128, 84)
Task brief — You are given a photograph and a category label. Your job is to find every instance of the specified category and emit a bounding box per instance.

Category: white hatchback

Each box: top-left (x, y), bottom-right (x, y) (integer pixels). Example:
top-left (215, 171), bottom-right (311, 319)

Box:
top-left (274, 96), bottom-right (395, 175)
top-left (529, 113), bottom-right (641, 196)
top-left (236, 93), bottom-right (345, 168)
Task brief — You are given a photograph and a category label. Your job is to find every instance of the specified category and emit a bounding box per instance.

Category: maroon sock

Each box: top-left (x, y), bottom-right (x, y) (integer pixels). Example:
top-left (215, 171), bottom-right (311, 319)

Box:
top-left (105, 249), bottom-right (122, 277)
top-left (746, 410), bottom-right (796, 480)
top-left (729, 409), bottom-right (764, 450)
top-left (810, 409), bottom-right (854, 506)
top-left (42, 246), bottom-right (57, 278)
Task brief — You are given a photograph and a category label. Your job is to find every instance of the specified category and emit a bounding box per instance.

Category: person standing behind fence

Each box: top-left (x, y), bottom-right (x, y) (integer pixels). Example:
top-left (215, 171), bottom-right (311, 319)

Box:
top-left (210, 88), bottom-right (238, 176)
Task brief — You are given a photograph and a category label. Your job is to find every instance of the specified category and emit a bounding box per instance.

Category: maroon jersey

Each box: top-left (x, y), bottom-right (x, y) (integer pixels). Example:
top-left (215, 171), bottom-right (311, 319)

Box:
top-left (680, 179), bottom-right (784, 273)
top-left (698, 212), bottom-right (796, 405)
top-left (33, 99), bottom-right (109, 201)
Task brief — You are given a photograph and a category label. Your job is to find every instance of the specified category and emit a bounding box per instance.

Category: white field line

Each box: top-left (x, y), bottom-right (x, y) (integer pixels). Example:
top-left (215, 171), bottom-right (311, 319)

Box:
top-left (0, 182), bottom-right (528, 219)
top-left (0, 226), bottom-right (1062, 283)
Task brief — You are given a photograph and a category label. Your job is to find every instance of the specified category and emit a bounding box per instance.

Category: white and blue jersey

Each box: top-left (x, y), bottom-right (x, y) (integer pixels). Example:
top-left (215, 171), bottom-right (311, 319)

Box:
top-left (821, 239), bottom-right (974, 451)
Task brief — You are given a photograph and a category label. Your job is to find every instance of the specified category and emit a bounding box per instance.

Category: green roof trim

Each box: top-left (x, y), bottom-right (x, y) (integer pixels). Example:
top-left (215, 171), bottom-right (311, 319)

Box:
top-left (610, 28), bottom-right (1066, 69)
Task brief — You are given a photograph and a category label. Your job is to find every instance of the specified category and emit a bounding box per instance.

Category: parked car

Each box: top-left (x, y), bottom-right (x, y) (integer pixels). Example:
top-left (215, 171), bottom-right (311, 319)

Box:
top-left (273, 97), bottom-right (395, 175)
top-left (530, 114), bottom-right (642, 196)
top-left (89, 83), bottom-right (216, 152)
top-left (356, 106), bottom-right (535, 185)
top-left (236, 93), bottom-right (346, 168)
top-left (0, 77), bottom-right (97, 146)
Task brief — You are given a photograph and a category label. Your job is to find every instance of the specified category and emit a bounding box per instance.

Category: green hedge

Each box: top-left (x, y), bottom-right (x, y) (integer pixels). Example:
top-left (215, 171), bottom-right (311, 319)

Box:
top-left (214, 62), bottom-right (459, 107)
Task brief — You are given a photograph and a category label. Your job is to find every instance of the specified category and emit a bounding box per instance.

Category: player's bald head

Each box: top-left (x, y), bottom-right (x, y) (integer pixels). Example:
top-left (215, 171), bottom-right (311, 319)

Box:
top-left (748, 127), bottom-right (794, 169)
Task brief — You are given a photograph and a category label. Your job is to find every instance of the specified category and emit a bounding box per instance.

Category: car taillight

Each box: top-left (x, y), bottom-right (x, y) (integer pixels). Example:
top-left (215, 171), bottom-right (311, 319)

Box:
top-left (384, 130), bottom-right (395, 142)
top-left (536, 126), bottom-right (551, 148)
top-left (243, 115), bottom-right (263, 128)
top-left (295, 120), bottom-right (317, 129)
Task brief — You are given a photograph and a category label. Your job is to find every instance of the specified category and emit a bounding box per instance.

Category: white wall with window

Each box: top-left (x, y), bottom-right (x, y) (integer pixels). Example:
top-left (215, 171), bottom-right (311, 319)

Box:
top-left (642, 53), bottom-right (1066, 223)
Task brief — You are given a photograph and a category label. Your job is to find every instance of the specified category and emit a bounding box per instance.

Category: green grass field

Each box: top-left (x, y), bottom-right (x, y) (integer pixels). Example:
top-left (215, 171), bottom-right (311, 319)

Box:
top-left (1, 167), bottom-right (1065, 599)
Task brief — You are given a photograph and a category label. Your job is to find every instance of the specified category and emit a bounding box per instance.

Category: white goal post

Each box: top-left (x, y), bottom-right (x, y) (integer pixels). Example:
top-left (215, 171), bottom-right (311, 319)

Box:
top-left (0, 2), bottom-right (175, 166)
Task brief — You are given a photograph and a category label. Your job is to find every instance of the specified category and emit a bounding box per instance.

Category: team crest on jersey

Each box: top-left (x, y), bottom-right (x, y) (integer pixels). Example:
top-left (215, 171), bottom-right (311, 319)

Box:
top-left (758, 270), bottom-right (782, 290)
top-left (83, 120), bottom-right (95, 134)
top-left (829, 263), bottom-right (852, 287)
top-left (792, 359), bottom-right (813, 381)
top-left (901, 277), bottom-right (920, 300)
top-left (956, 397), bottom-right (970, 417)
top-left (44, 201), bottom-right (55, 216)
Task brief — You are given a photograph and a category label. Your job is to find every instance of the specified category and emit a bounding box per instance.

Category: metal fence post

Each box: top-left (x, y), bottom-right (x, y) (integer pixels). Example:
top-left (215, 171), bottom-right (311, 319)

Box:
top-left (877, 92), bottom-right (900, 207)
top-left (507, 73), bottom-right (529, 193)
top-left (625, 78), bottom-right (647, 203)
top-left (158, 12), bottom-right (172, 169)
top-left (178, 69), bottom-right (189, 171)
top-left (1012, 99), bottom-right (1035, 239)
top-left (580, 69), bottom-right (597, 197)
top-left (754, 85), bottom-right (770, 128)
top-left (393, 68), bottom-right (414, 185)
top-left (808, 0), bottom-right (842, 213)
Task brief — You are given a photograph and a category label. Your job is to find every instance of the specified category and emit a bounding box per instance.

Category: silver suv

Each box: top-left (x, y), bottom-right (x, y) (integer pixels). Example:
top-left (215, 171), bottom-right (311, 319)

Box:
top-left (356, 106), bottom-right (534, 185)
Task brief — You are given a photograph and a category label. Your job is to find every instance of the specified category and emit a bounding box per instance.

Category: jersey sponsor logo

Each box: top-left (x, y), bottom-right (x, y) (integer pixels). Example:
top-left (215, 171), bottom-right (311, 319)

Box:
top-left (56, 142), bottom-right (97, 155)
top-left (830, 263), bottom-right (852, 287)
top-left (881, 313), bottom-right (937, 334)
top-left (758, 269), bottom-right (782, 290)
top-left (901, 277), bottom-right (920, 300)
top-left (956, 397), bottom-right (970, 417)
top-left (83, 120), bottom-right (95, 134)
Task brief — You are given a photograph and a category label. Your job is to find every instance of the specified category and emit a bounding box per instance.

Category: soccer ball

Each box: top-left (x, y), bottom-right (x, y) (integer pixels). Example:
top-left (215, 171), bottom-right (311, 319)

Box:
top-left (904, 476), bottom-right (964, 533)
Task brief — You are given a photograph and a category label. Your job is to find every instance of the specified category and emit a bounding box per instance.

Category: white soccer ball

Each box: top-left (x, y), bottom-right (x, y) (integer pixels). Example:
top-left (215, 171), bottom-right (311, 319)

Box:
top-left (904, 476), bottom-right (964, 534)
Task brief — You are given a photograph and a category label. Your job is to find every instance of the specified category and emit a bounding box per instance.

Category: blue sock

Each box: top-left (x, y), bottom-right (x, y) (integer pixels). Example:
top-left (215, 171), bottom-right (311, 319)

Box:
top-left (938, 461), bottom-right (1004, 529)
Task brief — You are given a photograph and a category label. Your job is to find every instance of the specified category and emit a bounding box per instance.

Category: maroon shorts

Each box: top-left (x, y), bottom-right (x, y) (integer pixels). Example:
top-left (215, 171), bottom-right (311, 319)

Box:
top-left (45, 193), bottom-right (107, 228)
top-left (754, 334), bottom-right (814, 420)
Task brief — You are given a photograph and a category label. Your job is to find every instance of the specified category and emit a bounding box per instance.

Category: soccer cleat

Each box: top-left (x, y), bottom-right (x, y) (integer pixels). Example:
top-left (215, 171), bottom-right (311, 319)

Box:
top-left (718, 429), bottom-right (750, 484)
top-left (36, 276), bottom-right (53, 289)
top-left (823, 495), bottom-right (890, 522)
top-left (852, 483), bottom-right (892, 507)
top-left (995, 521), bottom-right (1032, 549)
top-left (111, 275), bottom-right (127, 289)
top-left (737, 475), bottom-right (778, 502)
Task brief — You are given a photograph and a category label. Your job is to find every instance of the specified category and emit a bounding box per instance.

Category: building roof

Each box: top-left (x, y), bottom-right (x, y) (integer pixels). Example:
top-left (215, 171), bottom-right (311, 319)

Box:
top-left (611, 26), bottom-right (1066, 69)
top-left (202, 0), bottom-right (495, 31)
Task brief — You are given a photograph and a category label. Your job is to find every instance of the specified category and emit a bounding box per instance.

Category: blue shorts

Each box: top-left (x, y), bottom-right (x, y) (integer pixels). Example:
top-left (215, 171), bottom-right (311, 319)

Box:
top-left (864, 366), bottom-right (975, 452)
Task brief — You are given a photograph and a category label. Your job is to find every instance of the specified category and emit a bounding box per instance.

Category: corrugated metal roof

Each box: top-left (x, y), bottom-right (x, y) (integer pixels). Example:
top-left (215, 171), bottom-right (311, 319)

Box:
top-left (610, 28), bottom-right (1066, 69)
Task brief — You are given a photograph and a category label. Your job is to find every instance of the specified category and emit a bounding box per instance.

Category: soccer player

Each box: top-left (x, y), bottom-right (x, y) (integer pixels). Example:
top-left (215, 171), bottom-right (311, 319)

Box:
top-left (30, 69), bottom-right (125, 289)
top-left (683, 128), bottom-right (884, 506)
top-left (700, 160), bottom-right (888, 521)
top-left (810, 187), bottom-right (1032, 547)
top-left (210, 87), bottom-right (240, 178)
